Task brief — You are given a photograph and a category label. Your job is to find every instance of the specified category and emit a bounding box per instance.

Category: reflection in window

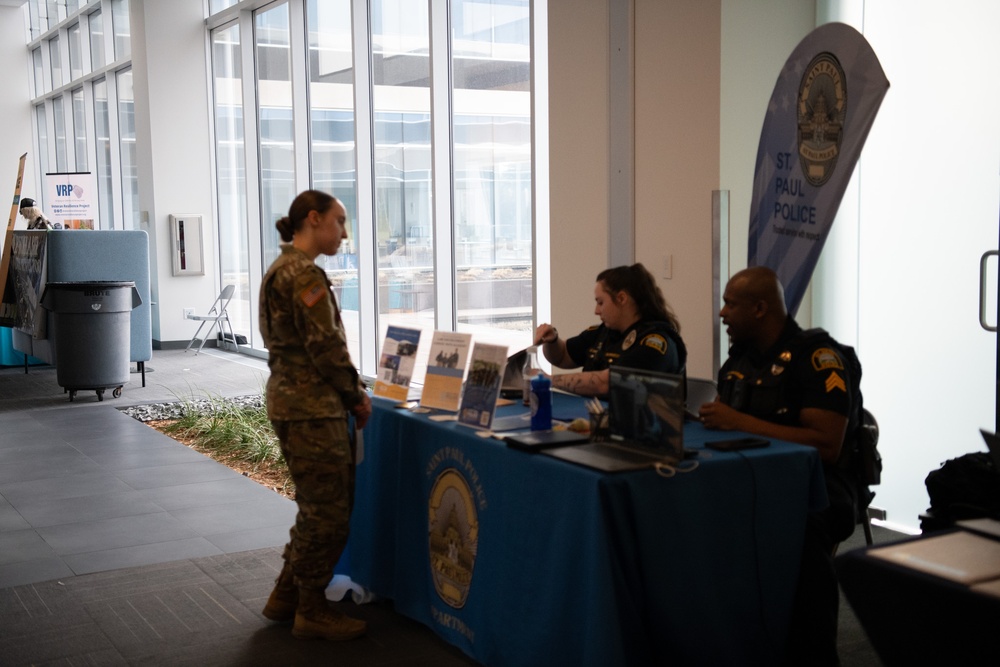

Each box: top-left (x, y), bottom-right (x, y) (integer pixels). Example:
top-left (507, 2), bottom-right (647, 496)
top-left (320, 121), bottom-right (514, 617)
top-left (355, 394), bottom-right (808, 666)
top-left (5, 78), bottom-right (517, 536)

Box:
top-left (256, 3), bottom-right (295, 268)
top-left (35, 104), bottom-right (49, 198)
top-left (371, 0), bottom-right (436, 342)
top-left (68, 22), bottom-right (83, 80)
top-left (112, 0), bottom-right (131, 61)
top-left (90, 9), bottom-right (105, 71)
top-left (45, 0), bottom-right (63, 27)
top-left (49, 36), bottom-right (62, 89)
top-left (307, 0), bottom-right (361, 352)
top-left (72, 88), bottom-right (87, 172)
top-left (32, 48), bottom-right (43, 97)
top-left (212, 22), bottom-right (252, 344)
top-left (94, 78), bottom-right (114, 229)
top-left (451, 0), bottom-right (532, 343)
top-left (118, 69), bottom-right (138, 229)
top-left (210, 0), bottom-right (240, 15)
top-left (53, 94), bottom-right (67, 172)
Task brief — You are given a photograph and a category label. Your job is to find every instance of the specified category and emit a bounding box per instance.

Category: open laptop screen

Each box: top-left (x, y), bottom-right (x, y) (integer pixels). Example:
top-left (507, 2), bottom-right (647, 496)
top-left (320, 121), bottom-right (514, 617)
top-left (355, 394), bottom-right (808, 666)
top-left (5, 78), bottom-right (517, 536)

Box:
top-left (607, 366), bottom-right (685, 456)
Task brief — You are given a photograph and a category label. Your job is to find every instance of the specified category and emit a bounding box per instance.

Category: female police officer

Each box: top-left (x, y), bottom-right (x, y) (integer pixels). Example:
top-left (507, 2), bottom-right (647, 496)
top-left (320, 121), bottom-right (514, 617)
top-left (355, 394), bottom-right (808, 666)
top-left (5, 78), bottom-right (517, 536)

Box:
top-left (534, 263), bottom-right (686, 396)
top-left (259, 190), bottom-right (372, 641)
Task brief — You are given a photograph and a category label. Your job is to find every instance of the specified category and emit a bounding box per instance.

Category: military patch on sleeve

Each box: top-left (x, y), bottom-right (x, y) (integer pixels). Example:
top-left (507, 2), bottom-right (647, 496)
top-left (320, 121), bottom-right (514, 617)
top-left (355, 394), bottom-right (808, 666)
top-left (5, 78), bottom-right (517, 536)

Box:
top-left (300, 282), bottom-right (326, 308)
top-left (825, 371), bottom-right (847, 393)
top-left (811, 347), bottom-right (844, 371)
top-left (640, 333), bottom-right (668, 355)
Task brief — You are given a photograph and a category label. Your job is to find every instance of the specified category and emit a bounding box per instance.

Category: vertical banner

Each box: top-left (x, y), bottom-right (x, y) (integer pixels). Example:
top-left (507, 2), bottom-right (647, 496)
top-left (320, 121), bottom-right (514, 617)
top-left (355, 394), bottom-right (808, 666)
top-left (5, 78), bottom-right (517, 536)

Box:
top-left (0, 153), bottom-right (28, 327)
top-left (44, 172), bottom-right (98, 229)
top-left (748, 23), bottom-right (889, 315)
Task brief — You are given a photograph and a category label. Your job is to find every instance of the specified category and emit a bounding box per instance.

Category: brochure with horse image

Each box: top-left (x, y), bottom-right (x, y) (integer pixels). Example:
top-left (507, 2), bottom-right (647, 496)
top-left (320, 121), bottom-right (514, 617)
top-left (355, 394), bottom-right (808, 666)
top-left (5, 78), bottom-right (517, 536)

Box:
top-left (543, 367), bottom-right (685, 472)
top-left (457, 342), bottom-right (508, 429)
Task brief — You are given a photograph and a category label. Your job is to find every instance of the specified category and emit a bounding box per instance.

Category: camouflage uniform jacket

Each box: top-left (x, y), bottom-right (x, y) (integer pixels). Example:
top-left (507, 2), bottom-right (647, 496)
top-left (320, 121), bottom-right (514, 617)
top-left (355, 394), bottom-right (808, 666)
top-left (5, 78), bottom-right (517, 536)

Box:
top-left (259, 244), bottom-right (365, 421)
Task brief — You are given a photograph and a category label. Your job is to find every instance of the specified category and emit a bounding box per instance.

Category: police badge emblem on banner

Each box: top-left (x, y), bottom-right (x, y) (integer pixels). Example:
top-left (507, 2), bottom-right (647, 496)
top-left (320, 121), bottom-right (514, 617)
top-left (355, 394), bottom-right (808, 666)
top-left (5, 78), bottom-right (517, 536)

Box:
top-left (747, 22), bottom-right (889, 315)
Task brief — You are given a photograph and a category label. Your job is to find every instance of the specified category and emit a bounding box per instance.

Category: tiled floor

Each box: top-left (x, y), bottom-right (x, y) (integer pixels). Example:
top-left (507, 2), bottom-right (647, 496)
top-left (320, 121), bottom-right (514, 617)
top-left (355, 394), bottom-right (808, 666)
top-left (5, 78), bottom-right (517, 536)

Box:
top-left (0, 347), bottom-right (481, 666)
top-left (0, 346), bottom-right (888, 666)
top-left (0, 348), bottom-right (288, 589)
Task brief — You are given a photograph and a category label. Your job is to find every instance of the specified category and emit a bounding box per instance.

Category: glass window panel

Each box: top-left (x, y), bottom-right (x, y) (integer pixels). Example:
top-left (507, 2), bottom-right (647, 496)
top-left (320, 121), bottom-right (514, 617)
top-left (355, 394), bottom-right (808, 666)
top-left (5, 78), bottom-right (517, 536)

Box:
top-left (112, 0), bottom-right (130, 61)
top-left (90, 9), bottom-right (105, 71)
top-left (35, 104), bottom-right (49, 201)
top-left (212, 22), bottom-right (252, 345)
top-left (28, 1), bottom-right (42, 40)
top-left (371, 0), bottom-right (436, 346)
top-left (49, 36), bottom-right (62, 89)
top-left (451, 0), bottom-right (532, 343)
top-left (255, 3), bottom-right (295, 269)
top-left (307, 0), bottom-right (360, 355)
top-left (52, 94), bottom-right (68, 172)
top-left (68, 22), bottom-right (83, 80)
top-left (210, 0), bottom-right (240, 15)
top-left (32, 48), bottom-right (43, 97)
top-left (94, 77), bottom-right (114, 229)
top-left (72, 87), bottom-right (87, 172)
top-left (46, 0), bottom-right (63, 27)
top-left (118, 69), bottom-right (138, 230)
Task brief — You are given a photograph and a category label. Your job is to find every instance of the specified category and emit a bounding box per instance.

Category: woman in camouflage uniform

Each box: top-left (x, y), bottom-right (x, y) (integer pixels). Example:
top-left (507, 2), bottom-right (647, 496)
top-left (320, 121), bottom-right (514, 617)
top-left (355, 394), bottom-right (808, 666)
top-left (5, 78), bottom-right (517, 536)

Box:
top-left (259, 190), bottom-right (372, 641)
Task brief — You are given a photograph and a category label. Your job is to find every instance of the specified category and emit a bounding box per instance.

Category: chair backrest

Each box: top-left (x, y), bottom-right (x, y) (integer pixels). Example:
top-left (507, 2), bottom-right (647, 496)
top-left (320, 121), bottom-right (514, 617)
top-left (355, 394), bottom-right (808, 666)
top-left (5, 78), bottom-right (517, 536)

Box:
top-left (210, 284), bottom-right (236, 316)
top-left (684, 377), bottom-right (718, 419)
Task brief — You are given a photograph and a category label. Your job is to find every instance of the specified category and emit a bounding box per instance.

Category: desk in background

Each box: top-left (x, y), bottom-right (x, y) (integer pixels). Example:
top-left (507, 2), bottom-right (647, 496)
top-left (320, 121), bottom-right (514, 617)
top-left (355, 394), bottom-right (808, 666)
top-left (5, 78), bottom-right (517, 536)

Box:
top-left (350, 394), bottom-right (827, 666)
top-left (836, 527), bottom-right (1000, 666)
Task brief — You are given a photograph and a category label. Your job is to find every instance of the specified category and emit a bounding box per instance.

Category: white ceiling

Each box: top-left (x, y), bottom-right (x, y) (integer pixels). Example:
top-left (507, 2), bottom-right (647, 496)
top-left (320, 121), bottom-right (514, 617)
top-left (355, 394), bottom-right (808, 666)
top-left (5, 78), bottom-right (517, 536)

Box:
top-left (0, 0), bottom-right (26, 7)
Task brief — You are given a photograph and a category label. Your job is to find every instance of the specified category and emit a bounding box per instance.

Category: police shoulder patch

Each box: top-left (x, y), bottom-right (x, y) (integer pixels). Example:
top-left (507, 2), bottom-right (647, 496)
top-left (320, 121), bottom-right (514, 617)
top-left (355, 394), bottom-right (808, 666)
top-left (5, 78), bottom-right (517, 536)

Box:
top-left (300, 282), bottom-right (327, 308)
top-left (640, 333), bottom-right (668, 355)
top-left (811, 347), bottom-right (844, 371)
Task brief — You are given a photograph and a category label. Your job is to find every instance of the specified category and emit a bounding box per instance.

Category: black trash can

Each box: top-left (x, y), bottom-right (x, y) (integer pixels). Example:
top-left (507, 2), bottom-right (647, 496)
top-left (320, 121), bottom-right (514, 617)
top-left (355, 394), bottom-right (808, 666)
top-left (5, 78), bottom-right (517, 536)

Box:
top-left (40, 281), bottom-right (142, 401)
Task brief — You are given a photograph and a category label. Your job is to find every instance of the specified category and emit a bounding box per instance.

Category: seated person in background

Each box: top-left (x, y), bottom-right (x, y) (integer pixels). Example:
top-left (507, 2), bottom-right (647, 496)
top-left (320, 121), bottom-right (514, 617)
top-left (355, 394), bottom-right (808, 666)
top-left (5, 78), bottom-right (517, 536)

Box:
top-left (534, 263), bottom-right (686, 397)
top-left (19, 198), bottom-right (60, 230)
top-left (698, 266), bottom-right (859, 667)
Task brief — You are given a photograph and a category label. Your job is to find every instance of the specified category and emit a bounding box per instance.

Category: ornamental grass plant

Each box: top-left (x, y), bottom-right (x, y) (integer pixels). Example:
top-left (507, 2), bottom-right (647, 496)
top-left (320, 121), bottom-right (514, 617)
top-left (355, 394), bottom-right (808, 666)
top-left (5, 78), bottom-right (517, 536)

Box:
top-left (159, 393), bottom-right (294, 497)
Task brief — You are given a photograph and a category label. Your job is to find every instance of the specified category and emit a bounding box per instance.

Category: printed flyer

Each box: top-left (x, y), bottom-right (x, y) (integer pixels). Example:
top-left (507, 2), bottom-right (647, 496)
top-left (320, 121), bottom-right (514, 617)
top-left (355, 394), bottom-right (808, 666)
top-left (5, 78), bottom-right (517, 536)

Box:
top-left (420, 331), bottom-right (473, 411)
top-left (457, 342), bottom-right (508, 429)
top-left (373, 325), bottom-right (421, 401)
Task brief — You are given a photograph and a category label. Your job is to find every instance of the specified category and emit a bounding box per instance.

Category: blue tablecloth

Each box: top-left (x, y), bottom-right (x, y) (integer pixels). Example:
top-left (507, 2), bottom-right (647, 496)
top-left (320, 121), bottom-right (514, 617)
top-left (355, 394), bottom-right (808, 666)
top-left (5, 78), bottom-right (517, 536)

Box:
top-left (350, 394), bottom-right (827, 666)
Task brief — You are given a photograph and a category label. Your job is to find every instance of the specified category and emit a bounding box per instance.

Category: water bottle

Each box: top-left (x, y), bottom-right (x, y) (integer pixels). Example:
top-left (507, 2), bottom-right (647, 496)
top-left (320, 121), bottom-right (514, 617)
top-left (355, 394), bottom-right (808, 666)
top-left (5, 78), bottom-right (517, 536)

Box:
top-left (522, 346), bottom-right (539, 406)
top-left (530, 372), bottom-right (552, 431)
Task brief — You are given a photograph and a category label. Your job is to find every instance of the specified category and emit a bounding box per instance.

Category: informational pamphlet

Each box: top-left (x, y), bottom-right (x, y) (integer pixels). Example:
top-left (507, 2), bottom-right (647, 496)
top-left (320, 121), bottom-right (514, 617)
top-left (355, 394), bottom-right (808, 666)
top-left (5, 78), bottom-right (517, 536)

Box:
top-left (458, 342), bottom-right (508, 429)
top-left (373, 325), bottom-right (421, 402)
top-left (420, 331), bottom-right (473, 412)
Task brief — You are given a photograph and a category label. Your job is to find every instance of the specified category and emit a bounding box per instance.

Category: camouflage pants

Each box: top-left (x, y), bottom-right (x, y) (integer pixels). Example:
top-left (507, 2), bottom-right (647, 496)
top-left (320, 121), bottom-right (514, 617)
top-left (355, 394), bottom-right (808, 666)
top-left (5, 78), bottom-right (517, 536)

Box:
top-left (271, 418), bottom-right (355, 591)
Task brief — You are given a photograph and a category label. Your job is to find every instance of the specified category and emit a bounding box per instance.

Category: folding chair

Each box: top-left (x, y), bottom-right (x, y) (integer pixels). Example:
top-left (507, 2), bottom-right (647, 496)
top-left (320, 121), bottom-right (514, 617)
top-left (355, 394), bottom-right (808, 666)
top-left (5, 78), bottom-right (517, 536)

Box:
top-left (185, 284), bottom-right (237, 355)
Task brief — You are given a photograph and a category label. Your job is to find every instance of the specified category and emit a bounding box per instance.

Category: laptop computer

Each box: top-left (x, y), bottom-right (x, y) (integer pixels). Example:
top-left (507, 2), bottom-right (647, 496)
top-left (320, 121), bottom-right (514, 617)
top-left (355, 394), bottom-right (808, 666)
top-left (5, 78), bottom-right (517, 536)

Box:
top-left (543, 367), bottom-right (685, 472)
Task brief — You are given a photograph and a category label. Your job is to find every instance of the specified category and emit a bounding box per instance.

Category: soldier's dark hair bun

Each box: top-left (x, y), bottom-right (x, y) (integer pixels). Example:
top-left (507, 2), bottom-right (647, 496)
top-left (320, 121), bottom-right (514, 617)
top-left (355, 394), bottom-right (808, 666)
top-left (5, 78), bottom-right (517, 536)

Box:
top-left (276, 216), bottom-right (294, 242)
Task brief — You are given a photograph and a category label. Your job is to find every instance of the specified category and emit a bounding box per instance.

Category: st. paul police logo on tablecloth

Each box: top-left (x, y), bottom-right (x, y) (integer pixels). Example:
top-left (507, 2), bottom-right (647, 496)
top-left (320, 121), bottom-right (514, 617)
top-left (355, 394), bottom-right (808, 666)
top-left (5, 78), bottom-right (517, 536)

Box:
top-left (428, 468), bottom-right (479, 608)
top-left (797, 52), bottom-right (846, 187)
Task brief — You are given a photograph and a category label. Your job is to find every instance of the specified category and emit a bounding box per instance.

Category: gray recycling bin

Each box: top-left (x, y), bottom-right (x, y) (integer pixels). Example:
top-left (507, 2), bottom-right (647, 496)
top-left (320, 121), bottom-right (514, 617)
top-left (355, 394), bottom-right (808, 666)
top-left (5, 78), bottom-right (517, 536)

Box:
top-left (40, 281), bottom-right (142, 402)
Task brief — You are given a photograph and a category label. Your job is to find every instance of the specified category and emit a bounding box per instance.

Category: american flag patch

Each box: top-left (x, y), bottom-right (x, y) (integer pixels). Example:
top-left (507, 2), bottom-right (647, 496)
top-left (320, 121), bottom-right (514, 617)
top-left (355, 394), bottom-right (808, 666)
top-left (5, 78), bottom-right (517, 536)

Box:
top-left (300, 282), bottom-right (326, 307)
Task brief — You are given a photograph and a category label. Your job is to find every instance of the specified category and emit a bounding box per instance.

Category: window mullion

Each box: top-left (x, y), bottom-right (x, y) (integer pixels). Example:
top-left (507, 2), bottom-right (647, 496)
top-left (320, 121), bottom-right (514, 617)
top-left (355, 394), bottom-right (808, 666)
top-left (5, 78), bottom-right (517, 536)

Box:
top-left (352, 0), bottom-right (377, 379)
top-left (429, 0), bottom-right (455, 331)
top-left (288, 0), bottom-right (309, 193)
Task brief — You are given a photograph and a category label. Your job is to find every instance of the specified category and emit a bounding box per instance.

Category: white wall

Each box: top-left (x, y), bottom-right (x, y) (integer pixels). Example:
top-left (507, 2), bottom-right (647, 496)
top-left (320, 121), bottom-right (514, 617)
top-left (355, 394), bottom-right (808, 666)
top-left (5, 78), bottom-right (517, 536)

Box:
top-left (131, 0), bottom-right (219, 344)
top-left (0, 5), bottom-right (34, 230)
top-left (548, 0), bottom-right (723, 381)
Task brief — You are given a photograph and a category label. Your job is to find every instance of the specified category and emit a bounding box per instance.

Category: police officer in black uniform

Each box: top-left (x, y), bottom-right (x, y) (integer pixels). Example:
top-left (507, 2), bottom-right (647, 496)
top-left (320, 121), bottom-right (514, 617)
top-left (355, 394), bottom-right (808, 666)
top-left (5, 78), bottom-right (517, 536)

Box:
top-left (535, 263), bottom-right (686, 397)
top-left (699, 266), bottom-right (859, 667)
